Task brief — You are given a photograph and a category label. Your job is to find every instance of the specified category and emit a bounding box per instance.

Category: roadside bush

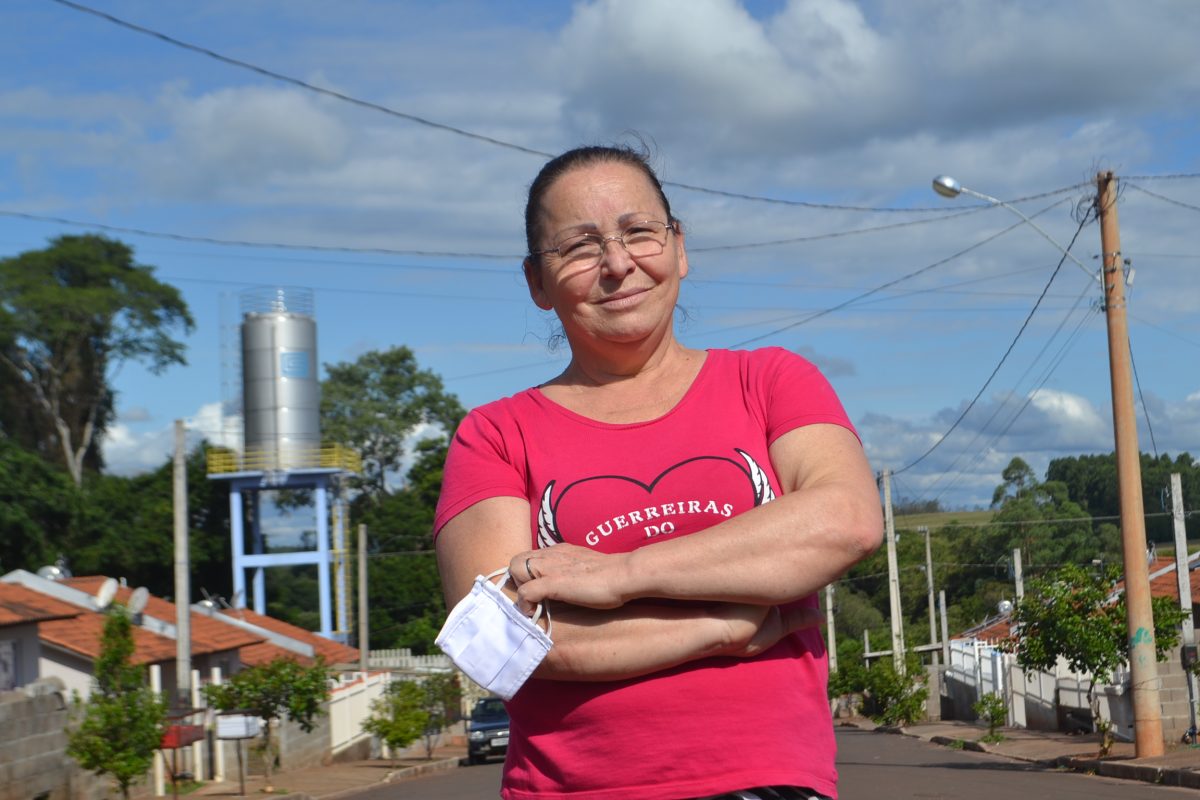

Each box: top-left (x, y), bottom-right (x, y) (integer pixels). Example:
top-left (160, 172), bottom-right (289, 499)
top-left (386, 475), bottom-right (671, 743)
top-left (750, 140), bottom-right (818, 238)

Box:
top-left (972, 693), bottom-right (1007, 742)
top-left (863, 658), bottom-right (928, 727)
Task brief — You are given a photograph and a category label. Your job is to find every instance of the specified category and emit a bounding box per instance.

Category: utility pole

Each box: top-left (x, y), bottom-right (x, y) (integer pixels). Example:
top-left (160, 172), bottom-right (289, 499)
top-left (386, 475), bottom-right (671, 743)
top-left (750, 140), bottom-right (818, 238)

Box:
top-left (1098, 171), bottom-right (1163, 757)
top-left (825, 584), bottom-right (838, 674)
top-left (1170, 473), bottom-right (1197, 738)
top-left (1013, 548), bottom-right (1024, 601)
top-left (358, 523), bottom-right (369, 675)
top-left (939, 589), bottom-right (950, 666)
top-left (173, 419), bottom-right (191, 703)
top-left (922, 527), bottom-right (936, 644)
top-left (881, 469), bottom-right (905, 672)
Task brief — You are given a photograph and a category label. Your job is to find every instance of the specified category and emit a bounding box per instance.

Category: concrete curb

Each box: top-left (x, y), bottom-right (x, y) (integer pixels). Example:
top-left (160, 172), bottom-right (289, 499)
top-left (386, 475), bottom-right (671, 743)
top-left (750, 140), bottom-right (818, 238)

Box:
top-left (865, 721), bottom-right (1200, 791)
top-left (321, 755), bottom-right (464, 800)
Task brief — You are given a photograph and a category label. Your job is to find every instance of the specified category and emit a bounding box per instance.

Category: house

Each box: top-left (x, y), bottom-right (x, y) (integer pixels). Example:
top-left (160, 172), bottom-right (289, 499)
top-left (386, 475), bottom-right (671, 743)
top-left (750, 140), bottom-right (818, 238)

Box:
top-left (1, 570), bottom-right (263, 705)
top-left (203, 604), bottom-right (359, 667)
top-left (0, 583), bottom-right (80, 692)
top-left (945, 552), bottom-right (1200, 740)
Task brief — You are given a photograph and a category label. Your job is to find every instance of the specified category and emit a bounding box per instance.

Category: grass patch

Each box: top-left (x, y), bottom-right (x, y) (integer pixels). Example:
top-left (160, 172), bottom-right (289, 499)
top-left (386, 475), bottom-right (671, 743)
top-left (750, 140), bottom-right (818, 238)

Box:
top-left (893, 510), bottom-right (993, 530)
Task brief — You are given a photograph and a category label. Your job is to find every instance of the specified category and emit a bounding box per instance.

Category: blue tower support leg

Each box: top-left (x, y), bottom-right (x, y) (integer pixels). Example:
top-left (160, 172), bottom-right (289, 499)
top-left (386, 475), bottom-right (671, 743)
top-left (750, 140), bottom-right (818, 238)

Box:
top-left (252, 492), bottom-right (265, 615)
top-left (315, 479), bottom-right (333, 638)
top-left (230, 485), bottom-right (246, 608)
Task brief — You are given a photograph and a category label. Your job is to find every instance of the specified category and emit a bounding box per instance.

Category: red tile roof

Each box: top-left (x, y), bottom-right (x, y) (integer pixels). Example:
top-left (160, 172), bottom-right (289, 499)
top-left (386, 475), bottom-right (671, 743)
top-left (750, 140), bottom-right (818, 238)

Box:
top-left (40, 612), bottom-right (179, 666)
top-left (0, 584), bottom-right (81, 627)
top-left (62, 576), bottom-right (264, 656)
top-left (957, 554), bottom-right (1200, 642)
top-left (216, 607), bottom-right (359, 667)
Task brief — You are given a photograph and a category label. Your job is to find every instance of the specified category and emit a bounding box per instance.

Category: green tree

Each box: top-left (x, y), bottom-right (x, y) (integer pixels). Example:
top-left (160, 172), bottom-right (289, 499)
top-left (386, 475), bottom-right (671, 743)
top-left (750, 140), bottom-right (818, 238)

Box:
top-left (1047, 451), bottom-right (1200, 543)
top-left (65, 443), bottom-right (232, 601)
top-left (66, 605), bottom-right (167, 800)
top-left (415, 672), bottom-right (462, 759)
top-left (361, 680), bottom-right (428, 763)
top-left (0, 235), bottom-right (193, 485)
top-left (863, 655), bottom-right (928, 727)
top-left (362, 674), bottom-right (462, 762)
top-left (202, 658), bottom-right (330, 792)
top-left (0, 437), bottom-right (78, 573)
top-left (321, 346), bottom-right (464, 502)
top-left (1001, 563), bottom-right (1186, 754)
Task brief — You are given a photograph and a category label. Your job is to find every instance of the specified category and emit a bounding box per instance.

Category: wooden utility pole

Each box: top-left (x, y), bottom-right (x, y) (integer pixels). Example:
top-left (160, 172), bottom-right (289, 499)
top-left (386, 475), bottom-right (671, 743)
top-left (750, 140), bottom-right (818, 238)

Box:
top-left (173, 419), bottom-right (191, 701)
top-left (881, 469), bottom-right (905, 672)
top-left (1098, 171), bottom-right (1163, 757)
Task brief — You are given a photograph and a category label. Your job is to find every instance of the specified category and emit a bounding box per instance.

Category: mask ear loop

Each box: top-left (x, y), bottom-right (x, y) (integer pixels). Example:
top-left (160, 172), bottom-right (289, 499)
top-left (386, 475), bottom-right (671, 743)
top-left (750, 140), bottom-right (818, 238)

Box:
top-left (485, 567), bottom-right (553, 638)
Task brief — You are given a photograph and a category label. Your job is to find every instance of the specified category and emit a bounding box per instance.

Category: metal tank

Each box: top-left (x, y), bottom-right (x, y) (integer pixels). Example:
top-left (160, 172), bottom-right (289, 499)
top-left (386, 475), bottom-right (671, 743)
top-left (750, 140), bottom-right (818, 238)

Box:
top-left (240, 287), bottom-right (320, 470)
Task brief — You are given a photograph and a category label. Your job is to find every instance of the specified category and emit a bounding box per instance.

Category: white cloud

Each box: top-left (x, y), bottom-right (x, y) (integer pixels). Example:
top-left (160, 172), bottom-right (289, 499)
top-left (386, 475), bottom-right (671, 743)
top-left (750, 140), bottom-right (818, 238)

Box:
top-left (101, 402), bottom-right (240, 476)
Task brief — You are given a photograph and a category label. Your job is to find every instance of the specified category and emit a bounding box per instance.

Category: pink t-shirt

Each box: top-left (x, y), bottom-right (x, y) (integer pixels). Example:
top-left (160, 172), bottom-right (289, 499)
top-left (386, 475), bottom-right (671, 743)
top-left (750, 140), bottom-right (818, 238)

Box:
top-left (435, 347), bottom-right (855, 800)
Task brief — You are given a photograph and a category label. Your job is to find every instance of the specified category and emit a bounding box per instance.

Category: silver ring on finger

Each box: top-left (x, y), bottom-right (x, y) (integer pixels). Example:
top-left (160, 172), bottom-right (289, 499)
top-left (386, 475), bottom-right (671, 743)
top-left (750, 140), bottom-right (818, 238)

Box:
top-left (525, 557), bottom-right (535, 581)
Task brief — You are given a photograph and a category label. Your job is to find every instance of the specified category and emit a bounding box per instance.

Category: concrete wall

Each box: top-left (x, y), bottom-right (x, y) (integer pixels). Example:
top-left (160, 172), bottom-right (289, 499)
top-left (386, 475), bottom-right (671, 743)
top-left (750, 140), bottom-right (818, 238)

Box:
top-left (1156, 644), bottom-right (1195, 743)
top-left (0, 679), bottom-right (108, 800)
top-left (215, 702), bottom-right (334, 778)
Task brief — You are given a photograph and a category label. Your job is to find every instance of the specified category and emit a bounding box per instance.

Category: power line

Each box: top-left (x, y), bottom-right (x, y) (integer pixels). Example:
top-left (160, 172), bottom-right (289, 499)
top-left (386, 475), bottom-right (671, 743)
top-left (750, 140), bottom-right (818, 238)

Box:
top-left (0, 206), bottom-right (1011, 261)
top-left (45, 0), bottom-right (1070, 214)
top-left (687, 207), bottom-right (988, 252)
top-left (1125, 183), bottom-right (1200, 213)
top-left (894, 211), bottom-right (1092, 475)
top-left (1129, 337), bottom-right (1159, 458)
top-left (0, 209), bottom-right (516, 260)
top-left (926, 304), bottom-right (1099, 506)
top-left (726, 197), bottom-right (1071, 348)
top-left (916, 275), bottom-right (1099, 505)
top-left (1128, 313), bottom-right (1200, 350)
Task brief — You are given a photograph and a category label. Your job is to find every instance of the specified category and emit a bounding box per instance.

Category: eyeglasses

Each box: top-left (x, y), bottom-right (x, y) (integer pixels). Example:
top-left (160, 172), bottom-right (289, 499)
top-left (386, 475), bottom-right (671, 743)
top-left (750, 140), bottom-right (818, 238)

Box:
top-left (531, 220), bottom-right (674, 270)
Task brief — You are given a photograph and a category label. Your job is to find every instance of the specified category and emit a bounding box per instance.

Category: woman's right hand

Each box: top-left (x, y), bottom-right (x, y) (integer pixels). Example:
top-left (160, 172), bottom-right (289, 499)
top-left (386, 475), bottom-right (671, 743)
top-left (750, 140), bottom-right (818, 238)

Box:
top-left (718, 602), bottom-right (823, 658)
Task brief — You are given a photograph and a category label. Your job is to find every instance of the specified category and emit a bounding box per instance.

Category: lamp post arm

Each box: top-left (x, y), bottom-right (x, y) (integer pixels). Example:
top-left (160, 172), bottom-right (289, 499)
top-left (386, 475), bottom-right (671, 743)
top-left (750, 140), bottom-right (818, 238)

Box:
top-left (955, 185), bottom-right (1094, 279)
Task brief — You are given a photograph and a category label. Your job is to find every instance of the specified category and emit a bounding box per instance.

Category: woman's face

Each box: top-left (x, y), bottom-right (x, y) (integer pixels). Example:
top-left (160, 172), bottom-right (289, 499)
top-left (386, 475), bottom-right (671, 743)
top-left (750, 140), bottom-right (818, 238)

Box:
top-left (524, 161), bottom-right (688, 351)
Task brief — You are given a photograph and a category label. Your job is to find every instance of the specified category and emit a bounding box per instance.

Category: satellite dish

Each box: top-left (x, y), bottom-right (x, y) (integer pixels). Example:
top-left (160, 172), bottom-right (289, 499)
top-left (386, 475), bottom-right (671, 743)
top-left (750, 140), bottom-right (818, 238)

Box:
top-left (37, 565), bottom-right (63, 581)
top-left (95, 577), bottom-right (119, 610)
top-left (997, 599), bottom-right (1014, 616)
top-left (128, 586), bottom-right (150, 616)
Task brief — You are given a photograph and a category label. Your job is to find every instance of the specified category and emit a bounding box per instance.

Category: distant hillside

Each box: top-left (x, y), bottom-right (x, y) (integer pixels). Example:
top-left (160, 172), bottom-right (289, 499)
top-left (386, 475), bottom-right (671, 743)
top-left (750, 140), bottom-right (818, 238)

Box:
top-left (893, 509), bottom-right (994, 530)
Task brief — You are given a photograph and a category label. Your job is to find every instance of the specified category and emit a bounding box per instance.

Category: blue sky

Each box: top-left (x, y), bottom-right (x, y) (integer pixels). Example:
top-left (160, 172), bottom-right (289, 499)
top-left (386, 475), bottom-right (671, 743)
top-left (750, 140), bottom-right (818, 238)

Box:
top-left (3, 0), bottom-right (1199, 509)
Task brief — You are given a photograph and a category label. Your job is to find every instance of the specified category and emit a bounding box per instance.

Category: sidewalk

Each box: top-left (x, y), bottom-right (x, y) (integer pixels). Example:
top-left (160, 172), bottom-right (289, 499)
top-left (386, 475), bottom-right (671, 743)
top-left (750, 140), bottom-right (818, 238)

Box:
top-left (184, 739), bottom-right (469, 800)
top-left (849, 717), bottom-right (1200, 790)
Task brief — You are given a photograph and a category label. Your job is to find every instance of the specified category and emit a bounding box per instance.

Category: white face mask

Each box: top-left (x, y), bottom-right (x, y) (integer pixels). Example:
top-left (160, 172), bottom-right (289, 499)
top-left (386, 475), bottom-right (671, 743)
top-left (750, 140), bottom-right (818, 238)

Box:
top-left (435, 569), bottom-right (553, 700)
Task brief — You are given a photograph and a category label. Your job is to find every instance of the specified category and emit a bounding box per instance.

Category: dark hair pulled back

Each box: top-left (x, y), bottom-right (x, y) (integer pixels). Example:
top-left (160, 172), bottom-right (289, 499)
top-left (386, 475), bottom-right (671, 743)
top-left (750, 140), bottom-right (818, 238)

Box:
top-left (524, 144), bottom-right (675, 259)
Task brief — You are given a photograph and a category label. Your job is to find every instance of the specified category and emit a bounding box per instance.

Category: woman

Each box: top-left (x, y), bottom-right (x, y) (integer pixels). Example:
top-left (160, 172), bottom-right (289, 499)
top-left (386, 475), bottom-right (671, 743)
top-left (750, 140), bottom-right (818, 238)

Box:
top-left (435, 145), bottom-right (882, 800)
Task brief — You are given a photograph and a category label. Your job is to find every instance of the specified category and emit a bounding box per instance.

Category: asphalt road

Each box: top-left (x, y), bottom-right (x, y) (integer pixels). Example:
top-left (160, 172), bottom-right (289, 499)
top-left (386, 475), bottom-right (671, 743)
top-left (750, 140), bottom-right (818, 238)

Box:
top-left (836, 727), bottom-right (1197, 799)
top-left (352, 729), bottom-right (1200, 798)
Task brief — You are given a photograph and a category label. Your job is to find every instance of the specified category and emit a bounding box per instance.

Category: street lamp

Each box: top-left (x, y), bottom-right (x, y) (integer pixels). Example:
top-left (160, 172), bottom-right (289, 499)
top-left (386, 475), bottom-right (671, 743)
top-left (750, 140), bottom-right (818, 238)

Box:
top-left (932, 172), bottom-right (1164, 757)
top-left (931, 176), bottom-right (1093, 278)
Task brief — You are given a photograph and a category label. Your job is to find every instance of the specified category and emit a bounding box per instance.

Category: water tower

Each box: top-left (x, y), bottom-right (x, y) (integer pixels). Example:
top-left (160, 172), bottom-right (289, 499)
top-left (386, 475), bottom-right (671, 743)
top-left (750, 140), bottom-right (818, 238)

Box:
top-left (207, 287), bottom-right (359, 641)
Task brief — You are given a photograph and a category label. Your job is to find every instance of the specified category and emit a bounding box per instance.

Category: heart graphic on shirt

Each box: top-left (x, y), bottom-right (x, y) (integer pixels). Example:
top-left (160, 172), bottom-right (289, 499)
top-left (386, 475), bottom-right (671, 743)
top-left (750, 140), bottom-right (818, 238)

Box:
top-left (536, 449), bottom-right (776, 552)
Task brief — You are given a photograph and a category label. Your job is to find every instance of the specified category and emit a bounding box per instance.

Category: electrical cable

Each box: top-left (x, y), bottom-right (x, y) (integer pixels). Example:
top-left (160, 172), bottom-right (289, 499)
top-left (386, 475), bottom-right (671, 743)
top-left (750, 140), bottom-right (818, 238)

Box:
top-left (916, 275), bottom-right (1099, 504)
top-left (1125, 183), bottom-right (1200, 213)
top-left (725, 198), bottom-right (1072, 347)
top-left (0, 205), bottom-right (1014, 260)
top-left (45, 0), bottom-right (1077, 214)
top-left (894, 211), bottom-right (1092, 475)
top-left (924, 305), bottom-right (1100, 507)
top-left (1129, 337), bottom-right (1159, 458)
